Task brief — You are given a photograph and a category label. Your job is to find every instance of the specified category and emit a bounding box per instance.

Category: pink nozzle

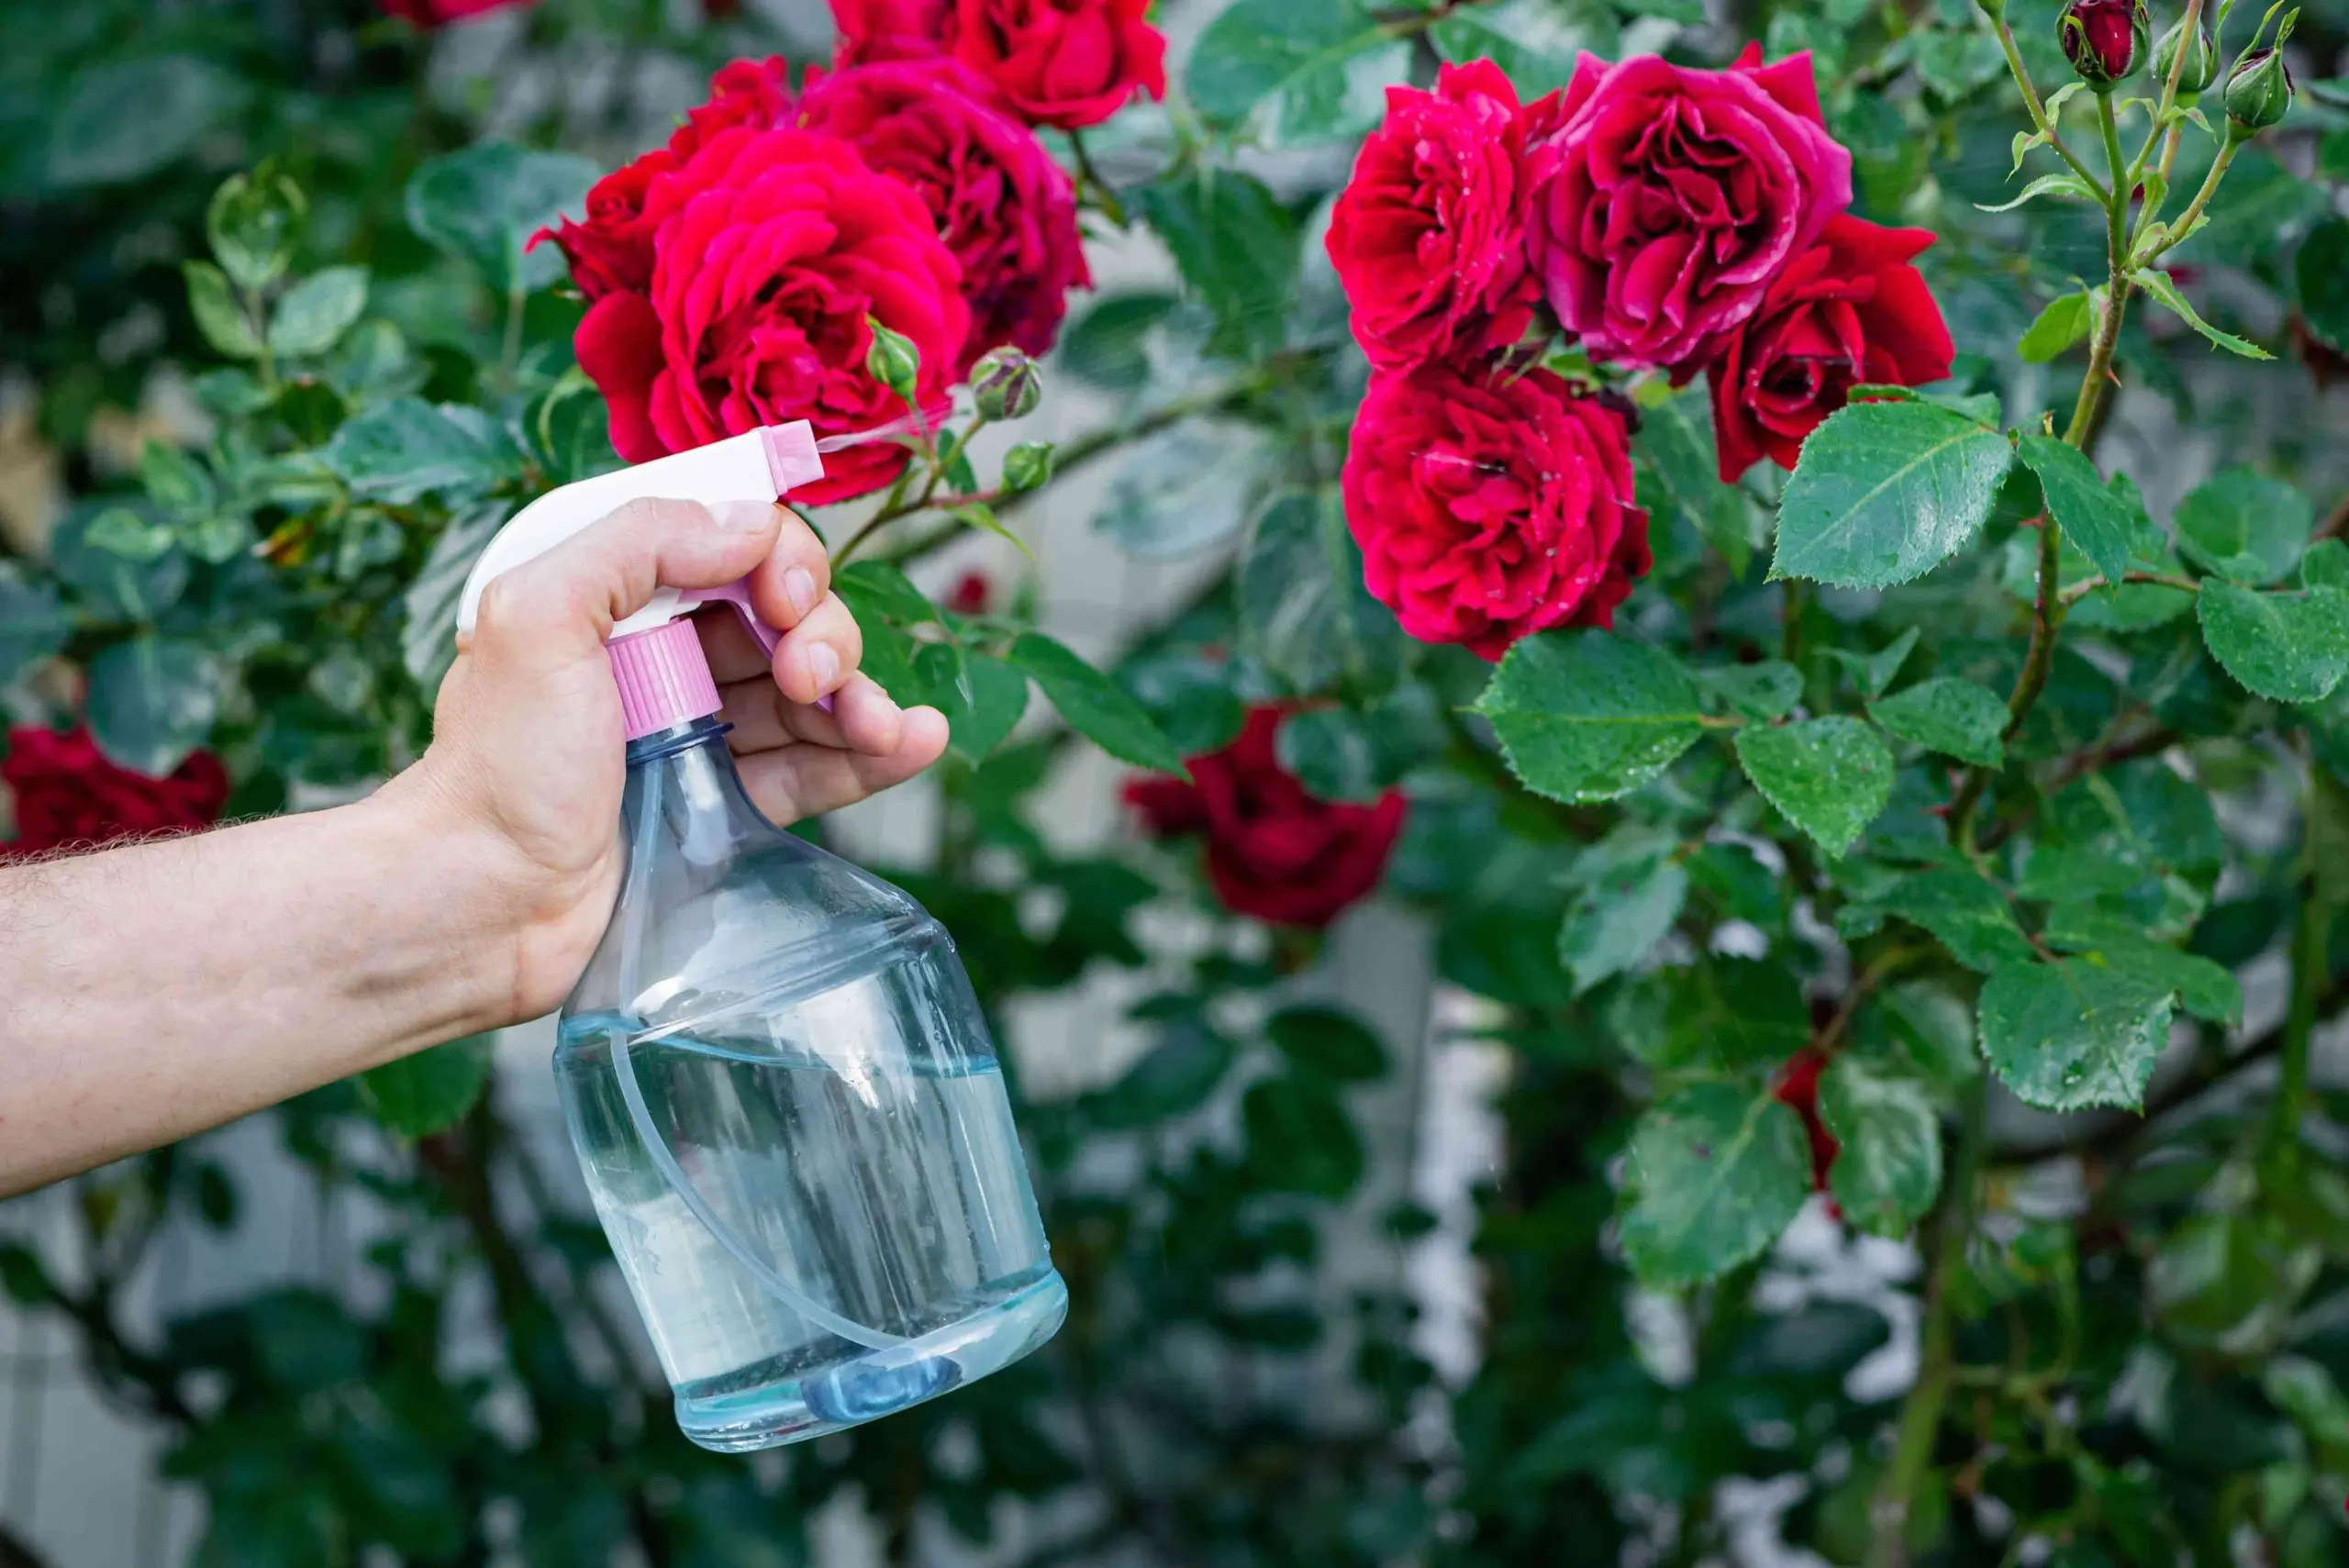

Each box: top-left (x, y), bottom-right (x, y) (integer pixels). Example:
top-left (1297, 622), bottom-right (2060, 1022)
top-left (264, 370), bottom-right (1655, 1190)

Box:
top-left (609, 620), bottom-right (722, 740)
top-left (761, 421), bottom-right (824, 497)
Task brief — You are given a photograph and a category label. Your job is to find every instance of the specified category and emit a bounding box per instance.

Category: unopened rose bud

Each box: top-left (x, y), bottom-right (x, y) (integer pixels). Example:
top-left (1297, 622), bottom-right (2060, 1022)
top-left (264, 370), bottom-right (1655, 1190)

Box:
top-left (970, 347), bottom-right (1041, 421)
top-left (1002, 439), bottom-right (1054, 493)
top-left (2059, 0), bottom-right (2148, 89)
top-left (2223, 45), bottom-right (2295, 136)
top-left (864, 317), bottom-right (920, 404)
top-left (2152, 16), bottom-right (2219, 95)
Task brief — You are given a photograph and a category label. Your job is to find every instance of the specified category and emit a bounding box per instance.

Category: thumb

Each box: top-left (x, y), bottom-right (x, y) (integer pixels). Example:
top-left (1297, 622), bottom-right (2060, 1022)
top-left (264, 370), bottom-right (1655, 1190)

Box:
top-left (467, 498), bottom-right (783, 673)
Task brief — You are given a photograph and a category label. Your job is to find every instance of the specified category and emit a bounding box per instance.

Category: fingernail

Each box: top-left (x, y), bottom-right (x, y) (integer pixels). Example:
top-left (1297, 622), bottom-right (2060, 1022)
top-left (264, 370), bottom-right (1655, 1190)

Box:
top-left (783, 565), bottom-right (818, 618)
top-left (714, 500), bottom-right (775, 533)
top-left (807, 641), bottom-right (840, 692)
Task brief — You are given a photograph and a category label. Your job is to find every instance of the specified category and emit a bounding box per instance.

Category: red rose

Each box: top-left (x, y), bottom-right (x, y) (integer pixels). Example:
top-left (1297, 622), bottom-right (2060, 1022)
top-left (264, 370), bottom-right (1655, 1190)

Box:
top-left (831, 0), bottom-right (959, 65)
top-left (1697, 215), bottom-right (1954, 482)
top-left (796, 60), bottom-right (1090, 375)
top-left (1125, 707), bottom-right (1407, 929)
top-left (1341, 360), bottom-right (1650, 661)
top-left (1524, 48), bottom-right (1854, 369)
top-left (3, 726), bottom-right (228, 856)
top-left (946, 570), bottom-right (992, 614)
top-left (952, 0), bottom-right (1167, 130)
top-left (570, 128), bottom-right (968, 505)
top-left (1326, 61), bottom-right (1542, 374)
top-left (1772, 1050), bottom-right (1841, 1196)
top-left (538, 57), bottom-right (794, 304)
top-left (379, 0), bottom-right (534, 25)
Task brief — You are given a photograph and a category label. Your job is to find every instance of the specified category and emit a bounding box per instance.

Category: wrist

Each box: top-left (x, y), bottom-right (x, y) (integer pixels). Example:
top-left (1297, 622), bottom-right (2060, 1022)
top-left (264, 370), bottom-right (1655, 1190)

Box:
top-left (355, 772), bottom-right (537, 1040)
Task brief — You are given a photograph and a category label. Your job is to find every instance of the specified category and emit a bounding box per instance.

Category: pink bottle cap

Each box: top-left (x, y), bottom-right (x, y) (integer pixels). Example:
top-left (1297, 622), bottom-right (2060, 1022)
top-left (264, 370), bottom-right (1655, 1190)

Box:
top-left (608, 619), bottom-right (722, 740)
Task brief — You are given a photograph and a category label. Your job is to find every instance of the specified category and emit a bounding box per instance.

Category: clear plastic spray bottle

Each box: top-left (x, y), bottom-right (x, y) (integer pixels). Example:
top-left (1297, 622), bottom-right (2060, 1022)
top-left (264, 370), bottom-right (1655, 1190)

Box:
top-left (454, 424), bottom-right (1064, 1452)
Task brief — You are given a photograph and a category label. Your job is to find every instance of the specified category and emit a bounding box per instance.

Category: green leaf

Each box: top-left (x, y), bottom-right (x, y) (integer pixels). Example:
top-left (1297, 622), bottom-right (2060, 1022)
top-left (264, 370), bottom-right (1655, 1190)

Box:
top-left (1429, 0), bottom-right (1592, 96)
top-left (1734, 716), bottom-right (1894, 856)
top-left (1881, 866), bottom-right (2037, 972)
top-left (832, 561), bottom-right (937, 627)
top-left (1978, 959), bottom-right (2174, 1111)
top-left (1134, 170), bottom-right (1300, 359)
top-left (1474, 631), bottom-right (1706, 804)
top-left (1634, 386), bottom-right (1735, 554)
top-left (1620, 1084), bottom-right (1811, 1288)
top-left (359, 1036), bottom-right (495, 1138)
top-left (139, 439), bottom-right (215, 519)
top-left (2197, 580), bottom-right (2349, 703)
top-left (1975, 172), bottom-right (2101, 213)
top-left (0, 565), bottom-right (70, 685)
top-left (1275, 706), bottom-right (1386, 802)
top-left (404, 142), bottom-right (600, 295)
top-left (2149, 1214), bottom-right (2320, 1355)
top-left (266, 266), bottom-right (368, 358)
top-left (401, 504), bottom-right (505, 696)
top-left (1817, 1057), bottom-right (1943, 1238)
top-left (1089, 1018), bottom-right (1233, 1127)
top-left (1617, 957), bottom-right (1810, 1073)
top-left (1186, 0), bottom-right (1409, 144)
top-left (1558, 834), bottom-right (1689, 994)
top-left (1700, 661), bottom-right (1802, 720)
top-left (2015, 436), bottom-right (2138, 595)
top-left (1236, 487), bottom-right (1404, 696)
top-left (2017, 292), bottom-right (2092, 362)
top-left (184, 261), bottom-right (262, 360)
top-left (1829, 626), bottom-right (1920, 701)
top-left (85, 505), bottom-right (176, 562)
top-left (2299, 217), bottom-right (2349, 353)
top-left (2131, 267), bottom-right (2274, 359)
top-left (1771, 401), bottom-right (2015, 589)
top-left (2302, 538), bottom-right (2349, 591)
top-left (46, 56), bottom-right (245, 188)
top-left (1242, 1076), bottom-right (1364, 1198)
top-left (1058, 294), bottom-right (1179, 390)
top-left (946, 654), bottom-right (1029, 764)
top-left (321, 397), bottom-right (522, 504)
top-left (1869, 676), bottom-right (2009, 767)
top-left (206, 165), bottom-right (306, 293)
top-left (1004, 633), bottom-right (1186, 774)
top-left (1094, 420), bottom-right (1266, 560)
top-left (86, 637), bottom-right (220, 776)
top-left (1265, 1006), bottom-right (1387, 1083)
top-left (2174, 468), bottom-right (2312, 584)
top-left (2041, 906), bottom-right (2242, 1024)
top-left (1881, 982), bottom-right (1981, 1085)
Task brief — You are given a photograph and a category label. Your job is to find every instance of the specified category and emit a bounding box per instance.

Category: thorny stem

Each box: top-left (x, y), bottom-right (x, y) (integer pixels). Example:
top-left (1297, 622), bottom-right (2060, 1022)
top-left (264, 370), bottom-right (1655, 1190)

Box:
top-left (1992, 16), bottom-right (2109, 198)
top-left (2140, 138), bottom-right (2241, 267)
top-left (2064, 95), bottom-right (2135, 449)
top-left (1866, 1078), bottom-right (1986, 1568)
top-left (1948, 513), bottom-right (2066, 843)
top-left (2131, 0), bottom-right (2205, 184)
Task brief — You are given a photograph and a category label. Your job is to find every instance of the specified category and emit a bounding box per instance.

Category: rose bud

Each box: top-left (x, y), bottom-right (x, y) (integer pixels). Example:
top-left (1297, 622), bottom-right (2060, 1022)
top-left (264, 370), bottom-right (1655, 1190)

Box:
top-left (2152, 16), bottom-right (2220, 95)
top-left (970, 346), bottom-right (1042, 421)
top-left (2224, 45), bottom-right (2295, 137)
top-left (2059, 0), bottom-right (2148, 89)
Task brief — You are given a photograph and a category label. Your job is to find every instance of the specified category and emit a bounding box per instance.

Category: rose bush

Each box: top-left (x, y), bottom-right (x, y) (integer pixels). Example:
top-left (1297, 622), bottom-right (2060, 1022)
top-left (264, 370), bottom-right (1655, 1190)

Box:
top-left (0, 728), bottom-right (228, 856)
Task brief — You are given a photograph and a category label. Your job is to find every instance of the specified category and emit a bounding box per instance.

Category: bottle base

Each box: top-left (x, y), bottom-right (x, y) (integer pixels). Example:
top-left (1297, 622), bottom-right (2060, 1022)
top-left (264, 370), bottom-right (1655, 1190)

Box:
top-left (674, 1270), bottom-right (1068, 1452)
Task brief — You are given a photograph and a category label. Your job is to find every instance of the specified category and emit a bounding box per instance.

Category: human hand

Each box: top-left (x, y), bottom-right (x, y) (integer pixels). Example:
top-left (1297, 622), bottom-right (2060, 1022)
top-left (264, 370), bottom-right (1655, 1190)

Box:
top-left (380, 497), bottom-right (948, 1024)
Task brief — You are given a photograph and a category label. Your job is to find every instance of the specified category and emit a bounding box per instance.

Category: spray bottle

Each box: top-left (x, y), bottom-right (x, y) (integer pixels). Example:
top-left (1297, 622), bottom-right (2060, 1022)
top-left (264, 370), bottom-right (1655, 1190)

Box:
top-left (454, 423), bottom-right (1064, 1452)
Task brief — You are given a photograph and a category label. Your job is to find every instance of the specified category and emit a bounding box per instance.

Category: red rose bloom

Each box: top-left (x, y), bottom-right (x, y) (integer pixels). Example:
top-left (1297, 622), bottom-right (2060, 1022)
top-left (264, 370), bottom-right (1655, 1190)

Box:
top-left (832, 0), bottom-right (959, 65)
top-left (1524, 47), bottom-right (1854, 369)
top-left (1697, 215), bottom-right (1955, 482)
top-left (1326, 61), bottom-right (1542, 374)
top-left (1772, 1050), bottom-right (1841, 1196)
top-left (1341, 361), bottom-right (1650, 660)
top-left (380, 0), bottom-right (534, 26)
top-left (1125, 707), bottom-right (1407, 929)
top-left (946, 570), bottom-right (992, 614)
top-left (570, 128), bottom-right (968, 505)
top-left (796, 60), bottom-right (1089, 374)
top-left (3, 726), bottom-right (228, 856)
top-left (679, 55), bottom-right (796, 149)
top-left (952, 0), bottom-right (1167, 130)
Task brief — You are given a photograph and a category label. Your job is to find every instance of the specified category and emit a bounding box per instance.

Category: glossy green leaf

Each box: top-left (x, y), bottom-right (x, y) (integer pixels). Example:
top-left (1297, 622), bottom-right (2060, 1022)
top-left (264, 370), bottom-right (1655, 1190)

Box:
top-left (1817, 1057), bottom-right (1943, 1238)
top-left (1237, 488), bottom-right (1405, 696)
top-left (184, 261), bottom-right (262, 360)
top-left (1266, 1006), bottom-right (1387, 1084)
top-left (2017, 292), bottom-right (2092, 362)
top-left (1881, 865), bottom-right (2037, 972)
top-left (2041, 906), bottom-right (2242, 1024)
top-left (1089, 1020), bottom-right (1233, 1127)
top-left (266, 266), bottom-right (368, 358)
top-left (1623, 957), bottom-right (1811, 1073)
top-left (86, 637), bottom-right (220, 777)
top-left (2174, 468), bottom-right (2312, 584)
top-left (1558, 836), bottom-right (1688, 994)
top-left (2015, 435), bottom-right (2137, 594)
top-left (1870, 676), bottom-right (2009, 767)
top-left (1275, 706), bottom-right (1386, 802)
top-left (1734, 716), bottom-right (1894, 856)
top-left (1056, 293), bottom-right (1178, 390)
top-left (1474, 631), bottom-right (1705, 804)
top-left (1005, 633), bottom-right (1186, 774)
top-left (2301, 538), bottom-right (2349, 591)
top-left (1976, 171), bottom-right (2100, 212)
top-left (206, 165), bottom-right (306, 293)
top-left (359, 1036), bottom-right (495, 1139)
top-left (1094, 420), bottom-right (1266, 560)
top-left (946, 654), bottom-right (1030, 764)
top-left (404, 142), bottom-right (599, 295)
top-left (1771, 401), bottom-right (2014, 588)
top-left (1978, 959), bottom-right (2174, 1111)
top-left (1133, 170), bottom-right (1300, 359)
top-left (1829, 626), bottom-right (1920, 701)
top-left (1429, 0), bottom-right (1591, 96)
top-left (2132, 267), bottom-right (2274, 359)
top-left (1186, 0), bottom-right (1409, 144)
top-left (833, 561), bottom-right (938, 627)
top-left (1242, 1076), bottom-right (1364, 1198)
top-left (321, 398), bottom-right (522, 503)
top-left (1700, 661), bottom-right (1802, 721)
top-left (1620, 1084), bottom-right (1811, 1288)
top-left (2197, 580), bottom-right (2349, 703)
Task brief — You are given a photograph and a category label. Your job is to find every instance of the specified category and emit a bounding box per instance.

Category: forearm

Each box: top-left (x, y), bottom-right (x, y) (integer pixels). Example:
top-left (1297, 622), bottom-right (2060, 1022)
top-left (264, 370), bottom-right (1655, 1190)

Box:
top-left (0, 792), bottom-right (520, 1195)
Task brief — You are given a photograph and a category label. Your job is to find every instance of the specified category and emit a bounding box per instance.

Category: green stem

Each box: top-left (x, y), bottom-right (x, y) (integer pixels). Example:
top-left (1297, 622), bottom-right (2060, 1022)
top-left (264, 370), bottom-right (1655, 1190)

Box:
top-left (2277, 769), bottom-right (2338, 1149)
top-left (1949, 512), bottom-right (2067, 843)
top-left (1066, 129), bottom-right (1127, 226)
top-left (2057, 568), bottom-right (2202, 604)
top-left (1865, 1078), bottom-right (1986, 1568)
top-left (2140, 138), bottom-right (2241, 267)
top-left (1993, 16), bottom-right (2110, 197)
top-left (2061, 94), bottom-right (2135, 450)
top-left (2131, 0), bottom-right (2205, 184)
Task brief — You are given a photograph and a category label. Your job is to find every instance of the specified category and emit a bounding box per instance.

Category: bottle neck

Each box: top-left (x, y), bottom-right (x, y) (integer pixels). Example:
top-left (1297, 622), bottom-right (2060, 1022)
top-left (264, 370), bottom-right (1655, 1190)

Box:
top-left (620, 718), bottom-right (778, 873)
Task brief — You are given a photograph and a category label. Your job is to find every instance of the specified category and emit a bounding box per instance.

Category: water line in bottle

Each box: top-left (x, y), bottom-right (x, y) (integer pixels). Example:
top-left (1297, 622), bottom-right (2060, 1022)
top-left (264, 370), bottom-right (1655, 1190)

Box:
top-left (607, 762), bottom-right (907, 1352)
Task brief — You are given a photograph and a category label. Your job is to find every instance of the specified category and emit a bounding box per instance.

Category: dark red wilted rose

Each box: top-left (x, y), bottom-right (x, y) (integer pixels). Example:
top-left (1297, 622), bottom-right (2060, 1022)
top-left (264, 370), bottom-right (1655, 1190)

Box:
top-left (952, 0), bottom-right (1167, 130)
top-left (1524, 47), bottom-right (1853, 369)
top-left (1341, 359), bottom-right (1650, 660)
top-left (831, 0), bottom-right (959, 65)
top-left (3, 727), bottom-right (228, 856)
top-left (1325, 60), bottom-right (1542, 374)
top-left (2059, 0), bottom-right (2147, 88)
top-left (796, 60), bottom-right (1089, 374)
top-left (1772, 1050), bottom-right (1841, 1198)
top-left (1693, 214), bottom-right (1954, 483)
top-left (379, 0), bottom-right (534, 26)
top-left (1124, 707), bottom-right (1407, 929)
top-left (570, 128), bottom-right (967, 505)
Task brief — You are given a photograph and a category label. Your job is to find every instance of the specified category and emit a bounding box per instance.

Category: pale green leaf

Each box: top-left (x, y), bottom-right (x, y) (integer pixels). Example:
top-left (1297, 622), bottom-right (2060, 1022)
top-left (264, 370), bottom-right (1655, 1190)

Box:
top-left (2132, 267), bottom-right (2275, 360)
top-left (1817, 1057), bottom-right (1943, 1237)
top-left (1620, 1084), bottom-right (1811, 1288)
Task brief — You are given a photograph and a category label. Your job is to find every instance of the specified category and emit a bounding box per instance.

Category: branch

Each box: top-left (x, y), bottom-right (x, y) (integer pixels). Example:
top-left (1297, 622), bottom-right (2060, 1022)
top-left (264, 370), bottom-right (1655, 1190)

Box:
top-left (1991, 15), bottom-right (2110, 198)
